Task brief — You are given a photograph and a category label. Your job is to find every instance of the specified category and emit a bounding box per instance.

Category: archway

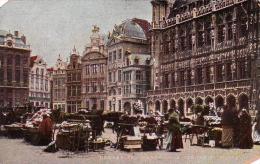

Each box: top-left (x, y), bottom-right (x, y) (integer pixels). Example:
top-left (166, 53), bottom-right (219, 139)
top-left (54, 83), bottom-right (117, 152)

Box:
top-left (155, 100), bottom-right (161, 112)
top-left (123, 102), bottom-right (131, 114)
top-left (162, 100), bottom-right (168, 114)
top-left (215, 95), bottom-right (224, 108)
top-left (186, 98), bottom-right (193, 113)
top-left (227, 95), bottom-right (236, 109)
top-left (178, 99), bottom-right (184, 116)
top-left (170, 99), bottom-right (176, 109)
top-left (147, 101), bottom-right (154, 114)
top-left (195, 97), bottom-right (203, 105)
top-left (205, 96), bottom-right (214, 105)
top-left (239, 94), bottom-right (249, 110)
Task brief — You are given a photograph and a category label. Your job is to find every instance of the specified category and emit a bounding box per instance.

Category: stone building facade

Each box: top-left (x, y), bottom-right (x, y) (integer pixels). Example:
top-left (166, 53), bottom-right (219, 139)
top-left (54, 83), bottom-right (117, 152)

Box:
top-left (52, 55), bottom-right (67, 111)
top-left (81, 26), bottom-right (107, 111)
top-left (29, 55), bottom-right (51, 108)
top-left (147, 0), bottom-right (258, 116)
top-left (66, 47), bottom-right (82, 113)
top-left (0, 30), bottom-right (31, 108)
top-left (107, 18), bottom-right (151, 114)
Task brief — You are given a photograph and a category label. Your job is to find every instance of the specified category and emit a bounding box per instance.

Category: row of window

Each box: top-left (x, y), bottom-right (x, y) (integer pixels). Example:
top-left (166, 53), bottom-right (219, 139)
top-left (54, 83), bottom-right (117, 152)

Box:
top-left (0, 68), bottom-right (28, 84)
top-left (161, 13), bottom-right (248, 53)
top-left (85, 82), bottom-right (105, 93)
top-left (85, 64), bottom-right (105, 75)
top-left (67, 72), bottom-right (81, 82)
top-left (162, 60), bottom-right (251, 88)
top-left (108, 49), bottom-right (122, 63)
top-left (30, 92), bottom-right (50, 98)
top-left (108, 70), bottom-right (147, 83)
top-left (67, 86), bottom-right (81, 97)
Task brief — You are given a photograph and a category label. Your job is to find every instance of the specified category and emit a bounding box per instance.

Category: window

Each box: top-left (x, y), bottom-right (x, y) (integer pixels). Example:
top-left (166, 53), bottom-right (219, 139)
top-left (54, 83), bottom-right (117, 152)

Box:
top-left (100, 64), bottom-right (104, 73)
top-left (205, 66), bottom-right (211, 83)
top-left (124, 71), bottom-right (132, 81)
top-left (136, 85), bottom-right (142, 94)
top-left (118, 100), bottom-right (121, 111)
top-left (7, 69), bottom-right (12, 83)
top-left (109, 101), bottom-right (112, 110)
top-left (113, 71), bottom-right (116, 82)
top-left (118, 70), bottom-right (121, 82)
top-left (67, 73), bottom-right (72, 82)
top-left (179, 71), bottom-right (185, 86)
top-left (216, 64), bottom-right (223, 82)
top-left (15, 70), bottom-right (20, 83)
top-left (113, 51), bottom-right (116, 61)
top-left (196, 67), bottom-right (203, 84)
top-left (226, 63), bottom-right (232, 81)
top-left (86, 65), bottom-right (90, 75)
top-left (100, 82), bottom-right (104, 92)
top-left (118, 49), bottom-right (122, 59)
top-left (171, 72), bottom-right (175, 87)
top-left (109, 72), bottom-right (112, 82)
top-left (136, 70), bottom-right (141, 81)
top-left (45, 80), bottom-right (48, 91)
top-left (92, 82), bottom-right (97, 92)
top-left (41, 69), bottom-right (44, 77)
top-left (109, 52), bottom-right (112, 63)
top-left (164, 74), bottom-right (169, 88)
top-left (186, 69), bottom-right (192, 86)
top-left (93, 64), bottom-right (97, 74)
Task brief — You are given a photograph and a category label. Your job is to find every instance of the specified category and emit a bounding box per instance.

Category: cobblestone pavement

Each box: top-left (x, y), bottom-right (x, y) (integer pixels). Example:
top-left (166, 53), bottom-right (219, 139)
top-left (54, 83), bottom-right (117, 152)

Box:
top-left (0, 129), bottom-right (260, 164)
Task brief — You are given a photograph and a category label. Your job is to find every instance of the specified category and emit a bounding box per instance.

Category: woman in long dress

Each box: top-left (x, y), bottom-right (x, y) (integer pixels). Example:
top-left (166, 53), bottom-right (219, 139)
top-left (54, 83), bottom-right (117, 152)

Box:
top-left (221, 106), bottom-right (236, 148)
top-left (238, 109), bottom-right (253, 149)
top-left (166, 108), bottom-right (183, 152)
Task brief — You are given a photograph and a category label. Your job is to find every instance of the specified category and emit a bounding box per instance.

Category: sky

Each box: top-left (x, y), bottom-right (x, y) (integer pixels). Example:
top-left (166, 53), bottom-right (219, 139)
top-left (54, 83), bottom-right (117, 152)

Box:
top-left (0, 0), bottom-right (152, 66)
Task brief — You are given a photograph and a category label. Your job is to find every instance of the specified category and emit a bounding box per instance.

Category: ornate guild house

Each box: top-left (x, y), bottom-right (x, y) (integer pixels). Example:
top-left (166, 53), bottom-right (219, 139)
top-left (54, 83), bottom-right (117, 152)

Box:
top-left (107, 18), bottom-right (151, 114)
top-left (81, 26), bottom-right (107, 111)
top-left (29, 56), bottom-right (51, 108)
top-left (147, 0), bottom-right (258, 116)
top-left (66, 47), bottom-right (82, 113)
top-left (0, 30), bottom-right (31, 107)
top-left (52, 55), bottom-right (67, 112)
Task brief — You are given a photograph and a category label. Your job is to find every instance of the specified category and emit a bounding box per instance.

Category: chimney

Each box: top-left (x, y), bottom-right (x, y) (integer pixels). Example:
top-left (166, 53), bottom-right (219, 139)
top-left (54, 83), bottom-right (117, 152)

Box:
top-left (21, 35), bottom-right (26, 44)
top-left (14, 31), bottom-right (19, 37)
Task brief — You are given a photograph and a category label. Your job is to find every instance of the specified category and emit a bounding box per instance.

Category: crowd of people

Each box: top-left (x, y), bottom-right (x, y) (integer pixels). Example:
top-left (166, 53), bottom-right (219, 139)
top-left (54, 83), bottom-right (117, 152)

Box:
top-left (221, 106), bottom-right (254, 149)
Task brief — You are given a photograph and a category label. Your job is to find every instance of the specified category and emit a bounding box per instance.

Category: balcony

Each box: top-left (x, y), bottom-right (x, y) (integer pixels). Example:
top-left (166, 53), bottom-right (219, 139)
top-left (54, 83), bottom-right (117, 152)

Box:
top-left (0, 41), bottom-right (30, 50)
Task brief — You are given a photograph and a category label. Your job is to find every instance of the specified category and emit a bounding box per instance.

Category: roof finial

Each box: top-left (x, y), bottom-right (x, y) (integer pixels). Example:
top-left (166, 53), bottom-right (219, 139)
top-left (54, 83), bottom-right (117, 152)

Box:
top-left (72, 45), bottom-right (76, 53)
top-left (92, 25), bottom-right (100, 33)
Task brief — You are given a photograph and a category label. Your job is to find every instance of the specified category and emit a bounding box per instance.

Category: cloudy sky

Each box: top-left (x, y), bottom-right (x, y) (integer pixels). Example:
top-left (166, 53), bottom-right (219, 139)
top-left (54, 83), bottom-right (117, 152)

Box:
top-left (0, 0), bottom-right (151, 66)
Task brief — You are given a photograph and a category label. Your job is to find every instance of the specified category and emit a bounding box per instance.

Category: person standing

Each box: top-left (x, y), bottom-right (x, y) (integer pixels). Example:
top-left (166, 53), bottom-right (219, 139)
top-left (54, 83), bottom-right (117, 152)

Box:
top-left (39, 114), bottom-right (53, 145)
top-left (166, 108), bottom-right (183, 152)
top-left (238, 109), bottom-right (253, 149)
top-left (221, 105), bottom-right (235, 148)
top-left (232, 108), bottom-right (240, 147)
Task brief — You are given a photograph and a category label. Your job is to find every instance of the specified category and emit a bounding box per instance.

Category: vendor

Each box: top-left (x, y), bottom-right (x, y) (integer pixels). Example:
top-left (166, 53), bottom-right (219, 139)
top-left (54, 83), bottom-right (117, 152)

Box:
top-left (166, 108), bottom-right (183, 152)
top-left (38, 114), bottom-right (53, 145)
top-left (221, 106), bottom-right (237, 148)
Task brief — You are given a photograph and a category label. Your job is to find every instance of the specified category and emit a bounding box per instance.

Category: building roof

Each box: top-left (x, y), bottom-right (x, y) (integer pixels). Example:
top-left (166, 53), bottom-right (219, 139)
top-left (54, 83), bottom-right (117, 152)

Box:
top-left (30, 56), bottom-right (38, 67)
top-left (107, 18), bottom-right (151, 44)
top-left (47, 67), bottom-right (54, 72)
